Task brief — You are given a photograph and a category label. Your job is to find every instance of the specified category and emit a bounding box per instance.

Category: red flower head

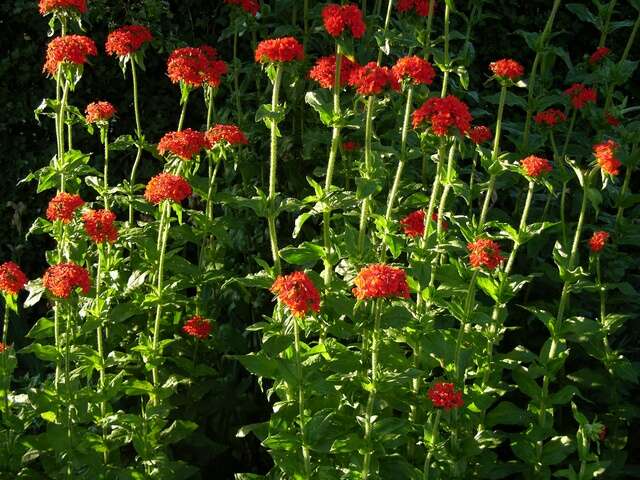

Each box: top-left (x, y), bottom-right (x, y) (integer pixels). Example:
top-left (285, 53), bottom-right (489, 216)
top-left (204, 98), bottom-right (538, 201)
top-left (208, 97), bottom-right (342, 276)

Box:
top-left (205, 124), bottom-right (248, 147)
top-left (46, 192), bottom-right (85, 223)
top-left (182, 315), bottom-right (213, 339)
top-left (397, 0), bottom-right (435, 16)
top-left (43, 263), bottom-right (91, 298)
top-left (254, 37), bottom-right (304, 64)
top-left (468, 125), bottom-right (493, 145)
top-left (589, 231), bottom-right (609, 253)
top-left (521, 155), bottom-right (553, 178)
top-left (392, 56), bottom-right (436, 86)
top-left (0, 343), bottom-right (7, 353)
top-left (85, 101), bottom-right (116, 124)
top-left (82, 209), bottom-right (118, 244)
top-left (43, 35), bottom-right (97, 76)
top-left (167, 47), bottom-right (206, 87)
top-left (309, 55), bottom-right (359, 89)
top-left (400, 211), bottom-right (448, 238)
top-left (412, 95), bottom-right (472, 136)
top-left (105, 25), bottom-right (153, 57)
top-left (270, 271), bottom-right (321, 317)
top-left (428, 382), bottom-right (464, 410)
top-left (348, 62), bottom-right (399, 96)
top-left (144, 173), bottom-right (192, 204)
top-left (352, 264), bottom-right (410, 300)
top-left (199, 44), bottom-right (228, 87)
top-left (322, 3), bottom-right (366, 39)
top-left (564, 83), bottom-right (597, 110)
top-left (224, 0), bottom-right (260, 16)
top-left (342, 140), bottom-right (360, 152)
top-left (593, 139), bottom-right (621, 176)
top-left (468, 238), bottom-right (503, 270)
top-left (589, 47), bottom-right (611, 65)
top-left (158, 129), bottom-right (208, 160)
top-left (605, 112), bottom-right (621, 127)
top-left (39, 0), bottom-right (87, 15)
top-left (0, 262), bottom-right (28, 295)
top-left (490, 58), bottom-right (524, 81)
top-left (534, 108), bottom-right (567, 128)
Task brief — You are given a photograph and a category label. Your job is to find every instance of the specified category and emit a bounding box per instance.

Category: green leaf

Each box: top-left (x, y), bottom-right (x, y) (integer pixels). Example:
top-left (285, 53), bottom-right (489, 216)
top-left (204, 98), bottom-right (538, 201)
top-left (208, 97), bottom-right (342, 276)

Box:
top-left (305, 90), bottom-right (333, 126)
top-left (550, 385), bottom-right (580, 405)
top-left (26, 318), bottom-right (55, 340)
top-left (542, 436), bottom-right (575, 466)
top-left (486, 401), bottom-right (528, 427)
top-left (232, 352), bottom-right (279, 379)
top-left (512, 366), bottom-right (541, 401)
top-left (160, 420), bottom-right (198, 445)
top-left (123, 379), bottom-right (154, 396)
top-left (279, 242), bottom-right (325, 266)
top-left (19, 343), bottom-right (60, 362)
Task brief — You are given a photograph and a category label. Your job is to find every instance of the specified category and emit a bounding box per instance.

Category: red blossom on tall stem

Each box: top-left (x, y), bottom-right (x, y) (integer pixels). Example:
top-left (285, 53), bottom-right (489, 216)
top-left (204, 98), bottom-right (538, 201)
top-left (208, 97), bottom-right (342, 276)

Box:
top-left (593, 140), bottom-right (622, 176)
top-left (205, 124), bottom-right (248, 147)
top-left (46, 192), bottom-right (85, 223)
top-left (0, 262), bottom-right (28, 295)
top-left (254, 37), bottom-right (304, 63)
top-left (309, 55), bottom-right (359, 89)
top-left (144, 173), bottom-right (192, 204)
top-left (182, 315), bottom-right (213, 339)
top-left (82, 209), bottom-right (118, 244)
top-left (348, 62), bottom-right (399, 96)
top-left (428, 382), bottom-right (464, 410)
top-left (342, 140), bottom-right (360, 152)
top-left (85, 101), bottom-right (117, 124)
top-left (322, 3), bottom-right (366, 39)
top-left (224, 0), bottom-right (260, 16)
top-left (400, 210), bottom-right (447, 237)
top-left (167, 46), bottom-right (228, 88)
top-left (564, 83), bottom-right (597, 109)
top-left (490, 58), bottom-right (524, 81)
top-left (397, 0), bottom-right (435, 16)
top-left (39, 0), bottom-right (87, 15)
top-left (158, 129), bottom-right (208, 160)
top-left (589, 231), bottom-right (609, 253)
top-left (270, 271), bottom-right (321, 317)
top-left (589, 47), bottom-right (611, 65)
top-left (43, 35), bottom-right (97, 76)
top-left (105, 25), bottom-right (153, 57)
top-left (43, 263), bottom-right (91, 299)
top-left (392, 56), bottom-right (436, 86)
top-left (534, 108), bottom-right (567, 128)
top-left (468, 238), bottom-right (503, 270)
top-left (352, 264), bottom-right (410, 300)
top-left (604, 112), bottom-right (621, 127)
top-left (468, 125), bottom-right (492, 144)
top-left (412, 95), bottom-right (472, 136)
top-left (521, 155), bottom-right (553, 178)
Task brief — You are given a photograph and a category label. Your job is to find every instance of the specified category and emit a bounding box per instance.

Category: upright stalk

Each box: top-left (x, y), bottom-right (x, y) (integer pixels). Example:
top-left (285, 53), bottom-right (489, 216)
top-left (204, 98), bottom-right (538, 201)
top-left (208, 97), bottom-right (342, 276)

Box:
top-left (615, 159), bottom-right (634, 228)
top-left (599, 0), bottom-right (618, 47)
top-left (2, 301), bottom-right (10, 413)
top-left (129, 59), bottom-right (144, 227)
top-left (267, 64), bottom-right (284, 274)
top-left (420, 0), bottom-right (437, 180)
top-left (440, 1), bottom-right (451, 97)
top-left (57, 78), bottom-right (70, 193)
top-left (95, 245), bottom-right (108, 463)
top-left (233, 21), bottom-right (243, 119)
top-left (177, 95), bottom-right (189, 132)
top-left (559, 109), bottom-right (578, 246)
top-left (423, 409), bottom-right (442, 480)
top-left (454, 270), bottom-right (479, 381)
top-left (292, 317), bottom-right (311, 477)
top-left (102, 128), bottom-right (110, 210)
top-left (64, 302), bottom-right (73, 478)
top-left (357, 96), bottom-right (376, 256)
top-left (361, 300), bottom-right (382, 479)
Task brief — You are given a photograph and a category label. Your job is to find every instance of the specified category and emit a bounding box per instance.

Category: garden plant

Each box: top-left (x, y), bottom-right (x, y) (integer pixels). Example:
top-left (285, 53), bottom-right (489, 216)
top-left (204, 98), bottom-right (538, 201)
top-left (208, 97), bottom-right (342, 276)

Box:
top-left (0, 0), bottom-right (639, 478)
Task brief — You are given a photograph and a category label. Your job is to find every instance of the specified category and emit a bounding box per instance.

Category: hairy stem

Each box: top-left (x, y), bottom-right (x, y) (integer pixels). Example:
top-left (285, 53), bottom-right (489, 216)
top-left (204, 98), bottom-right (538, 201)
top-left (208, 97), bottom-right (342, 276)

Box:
top-left (293, 317), bottom-right (311, 477)
top-left (129, 59), bottom-right (143, 227)
top-left (268, 64), bottom-right (284, 274)
top-left (361, 300), bottom-right (382, 479)
top-left (423, 409), bottom-right (442, 480)
top-left (357, 96), bottom-right (376, 256)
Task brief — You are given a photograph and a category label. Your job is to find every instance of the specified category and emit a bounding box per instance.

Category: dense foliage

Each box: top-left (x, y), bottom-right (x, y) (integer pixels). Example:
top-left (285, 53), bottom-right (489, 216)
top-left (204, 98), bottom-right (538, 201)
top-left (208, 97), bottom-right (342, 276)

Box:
top-left (1, 0), bottom-right (640, 478)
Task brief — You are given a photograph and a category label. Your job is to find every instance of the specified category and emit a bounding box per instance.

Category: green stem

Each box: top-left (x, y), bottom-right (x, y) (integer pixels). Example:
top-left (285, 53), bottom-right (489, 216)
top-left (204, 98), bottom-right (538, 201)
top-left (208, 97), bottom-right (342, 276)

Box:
top-left (293, 317), bottom-right (311, 477)
top-left (361, 300), bottom-right (382, 479)
top-left (177, 93), bottom-right (189, 132)
top-left (599, 0), bottom-right (618, 47)
top-left (64, 301), bottom-right (72, 479)
top-left (376, 0), bottom-right (394, 65)
top-left (206, 86), bottom-right (215, 130)
top-left (95, 245), bottom-right (108, 464)
top-left (2, 300), bottom-right (10, 413)
top-left (436, 141), bottom-right (457, 239)
top-left (621, 11), bottom-right (640, 63)
top-left (561, 109), bottom-right (577, 160)
top-left (454, 270), bottom-right (478, 381)
top-left (358, 96), bottom-right (376, 256)
top-left (423, 409), bottom-right (442, 480)
top-left (440, 1), bottom-right (451, 97)
top-left (268, 64), bottom-right (284, 275)
top-left (303, 0), bottom-right (309, 53)
top-left (615, 160), bottom-right (634, 228)
top-left (423, 0), bottom-right (436, 60)
top-left (469, 152), bottom-right (478, 216)
top-left (129, 59), bottom-right (143, 227)
top-left (57, 78), bottom-right (70, 193)
top-left (233, 22), bottom-right (243, 119)
top-left (102, 128), bottom-right (110, 210)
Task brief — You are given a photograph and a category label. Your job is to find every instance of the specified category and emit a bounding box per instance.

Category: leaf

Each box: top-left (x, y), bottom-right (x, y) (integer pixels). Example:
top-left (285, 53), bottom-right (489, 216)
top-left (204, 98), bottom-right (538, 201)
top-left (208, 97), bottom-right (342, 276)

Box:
top-left (542, 436), bottom-right (575, 466)
top-left (160, 420), bottom-right (198, 445)
top-left (512, 366), bottom-right (540, 401)
top-left (305, 90), bottom-right (333, 126)
top-left (279, 242), bottom-right (325, 266)
top-left (486, 401), bottom-right (528, 427)
top-left (550, 385), bottom-right (580, 405)
top-left (123, 380), bottom-right (154, 396)
top-left (19, 343), bottom-right (60, 362)
top-left (231, 352), bottom-right (279, 379)
top-left (26, 318), bottom-right (55, 340)
top-left (566, 4), bottom-right (598, 26)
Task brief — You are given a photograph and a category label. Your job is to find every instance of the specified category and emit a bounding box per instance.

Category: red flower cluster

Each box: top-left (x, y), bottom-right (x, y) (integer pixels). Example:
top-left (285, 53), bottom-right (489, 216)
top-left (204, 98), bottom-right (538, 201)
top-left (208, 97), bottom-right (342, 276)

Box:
top-left (392, 56), bottom-right (436, 86)
top-left (82, 209), bottom-right (118, 244)
top-left (270, 271), bottom-right (321, 317)
top-left (593, 139), bottom-right (621, 176)
top-left (39, 0), bottom-right (87, 15)
top-left (254, 37), bottom-right (304, 64)
top-left (158, 129), bottom-right (207, 160)
top-left (521, 155), bottom-right (552, 178)
top-left (412, 95), bottom-right (472, 136)
top-left (589, 47), bottom-right (611, 65)
top-left (348, 62), bottom-right (399, 96)
top-left (105, 25), bottom-right (153, 57)
top-left (468, 238), bottom-right (503, 270)
top-left (428, 382), bottom-right (464, 410)
top-left (167, 46), bottom-right (227, 87)
top-left (589, 231), bottom-right (609, 253)
top-left (0, 343), bottom-right (7, 353)
top-left (468, 125), bottom-right (492, 144)
top-left (85, 101), bottom-right (116, 124)
top-left (144, 173), bottom-right (192, 204)
top-left (46, 192), bottom-right (85, 223)
top-left (564, 83), bottom-right (597, 110)
top-left (322, 3), bottom-right (366, 39)
top-left (205, 124), bottom-right (248, 146)
top-left (605, 112), bottom-right (621, 127)
top-left (309, 55), bottom-right (359, 89)
top-left (400, 211), bottom-right (447, 238)
top-left (224, 0), bottom-right (260, 16)
top-left (352, 264), bottom-right (410, 300)
top-left (182, 315), bottom-right (213, 339)
top-left (534, 108), bottom-right (567, 127)
top-left (0, 261), bottom-right (28, 295)
top-left (342, 140), bottom-right (360, 152)
top-left (397, 0), bottom-right (434, 16)
top-left (43, 263), bottom-right (91, 298)
top-left (490, 58), bottom-right (524, 80)
top-left (43, 35), bottom-right (97, 76)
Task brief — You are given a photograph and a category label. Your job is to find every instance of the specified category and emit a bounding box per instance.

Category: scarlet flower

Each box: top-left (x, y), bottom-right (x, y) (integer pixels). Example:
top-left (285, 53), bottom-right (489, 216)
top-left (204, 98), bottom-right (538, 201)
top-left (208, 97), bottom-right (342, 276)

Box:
top-left (85, 101), bottom-right (116, 124)
top-left (392, 56), bottom-right (436, 86)
top-left (0, 262), bottom-right (28, 295)
top-left (400, 210), bottom-right (448, 237)
top-left (593, 140), bottom-right (621, 176)
top-left (534, 108), bottom-right (567, 127)
top-left (428, 382), bottom-right (464, 410)
top-left (564, 83), bottom-right (597, 110)
top-left (39, 0), bottom-right (87, 15)
top-left (43, 35), bottom-right (97, 76)
top-left (604, 112), bottom-right (621, 127)
top-left (342, 140), bottom-right (360, 152)
top-left (254, 37), bottom-right (304, 64)
top-left (0, 343), bottom-right (7, 353)
top-left (309, 55), bottom-right (359, 89)
top-left (468, 125), bottom-right (492, 144)
top-left (43, 262), bottom-right (91, 298)
top-left (167, 47), bottom-right (206, 86)
top-left (82, 209), bottom-right (118, 244)
top-left (199, 45), bottom-right (228, 87)
top-left (224, 0), bottom-right (260, 16)
top-left (490, 58), bottom-right (525, 81)
top-left (322, 3), bottom-right (366, 39)
top-left (589, 47), bottom-right (611, 65)
top-left (412, 95), bottom-right (472, 136)
top-left (205, 124), bottom-right (248, 147)
top-left (397, 0), bottom-right (435, 16)
top-left (46, 192), bottom-right (85, 223)
top-left (468, 238), bottom-right (503, 270)
top-left (348, 62), bottom-right (399, 96)
top-left (105, 25), bottom-right (153, 57)
top-left (589, 231), bottom-right (609, 253)
top-left (182, 315), bottom-right (213, 339)
top-left (270, 271), bottom-right (321, 317)
top-left (521, 155), bottom-right (552, 178)
top-left (144, 173), bottom-right (192, 204)
top-left (158, 129), bottom-right (208, 160)
top-left (352, 264), bottom-right (410, 300)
